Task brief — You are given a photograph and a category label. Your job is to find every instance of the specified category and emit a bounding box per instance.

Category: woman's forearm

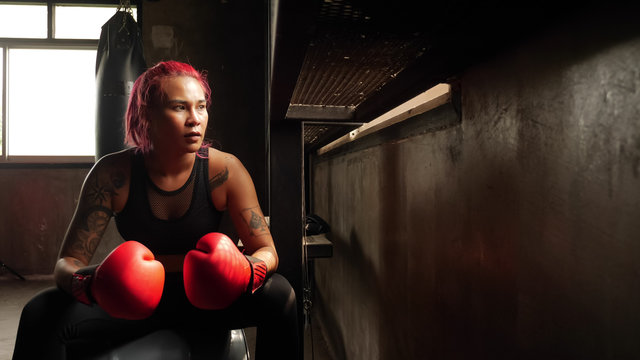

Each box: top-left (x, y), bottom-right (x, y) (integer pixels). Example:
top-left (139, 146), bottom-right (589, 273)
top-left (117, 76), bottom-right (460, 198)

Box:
top-left (54, 257), bottom-right (85, 293)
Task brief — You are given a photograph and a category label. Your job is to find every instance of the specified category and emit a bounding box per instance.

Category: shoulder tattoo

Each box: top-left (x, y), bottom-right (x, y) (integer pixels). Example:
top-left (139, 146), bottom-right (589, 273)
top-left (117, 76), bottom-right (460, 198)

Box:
top-left (209, 166), bottom-right (229, 190)
top-left (86, 169), bottom-right (126, 206)
top-left (111, 169), bottom-right (126, 189)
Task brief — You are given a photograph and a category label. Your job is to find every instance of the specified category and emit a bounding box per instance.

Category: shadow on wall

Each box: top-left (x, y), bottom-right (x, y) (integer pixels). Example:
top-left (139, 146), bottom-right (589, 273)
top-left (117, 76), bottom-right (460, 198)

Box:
top-left (375, 135), bottom-right (522, 358)
top-left (312, 4), bottom-right (640, 359)
top-left (313, 283), bottom-right (347, 360)
top-left (313, 224), bottom-right (386, 359)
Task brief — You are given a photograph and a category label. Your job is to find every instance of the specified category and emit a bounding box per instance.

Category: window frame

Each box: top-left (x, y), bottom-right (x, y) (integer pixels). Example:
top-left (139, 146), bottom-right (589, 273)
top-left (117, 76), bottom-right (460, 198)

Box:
top-left (0, 0), bottom-right (138, 165)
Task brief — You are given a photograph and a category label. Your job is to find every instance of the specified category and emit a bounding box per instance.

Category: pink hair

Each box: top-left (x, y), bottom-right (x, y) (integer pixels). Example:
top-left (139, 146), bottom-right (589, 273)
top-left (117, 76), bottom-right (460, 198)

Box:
top-left (125, 61), bottom-right (212, 154)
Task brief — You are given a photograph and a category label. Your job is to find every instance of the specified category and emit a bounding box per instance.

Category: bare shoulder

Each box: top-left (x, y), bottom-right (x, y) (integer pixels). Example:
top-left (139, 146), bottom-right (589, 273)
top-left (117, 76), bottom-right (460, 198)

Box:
top-left (206, 147), bottom-right (247, 190)
top-left (207, 147), bottom-right (241, 166)
top-left (93, 148), bottom-right (132, 176)
top-left (87, 148), bottom-right (133, 213)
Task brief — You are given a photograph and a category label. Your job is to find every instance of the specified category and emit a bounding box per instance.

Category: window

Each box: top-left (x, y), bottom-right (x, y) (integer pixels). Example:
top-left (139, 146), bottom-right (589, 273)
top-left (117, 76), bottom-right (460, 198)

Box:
top-left (0, 2), bottom-right (137, 162)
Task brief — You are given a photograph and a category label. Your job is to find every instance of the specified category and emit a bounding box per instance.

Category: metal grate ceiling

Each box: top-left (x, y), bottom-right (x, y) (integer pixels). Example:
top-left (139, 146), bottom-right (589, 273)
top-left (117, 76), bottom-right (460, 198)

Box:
top-left (275, 1), bottom-right (607, 152)
top-left (293, 0), bottom-right (430, 150)
top-left (291, 29), bottom-right (427, 108)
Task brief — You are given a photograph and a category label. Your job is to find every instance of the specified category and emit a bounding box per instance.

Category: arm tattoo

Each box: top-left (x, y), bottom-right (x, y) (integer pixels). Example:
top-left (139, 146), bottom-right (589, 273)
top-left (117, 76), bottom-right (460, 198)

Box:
top-left (86, 172), bottom-right (122, 205)
top-left (209, 167), bottom-right (229, 190)
top-left (69, 205), bottom-right (112, 262)
top-left (63, 166), bottom-right (123, 263)
top-left (241, 207), bottom-right (269, 237)
top-left (72, 258), bottom-right (84, 267)
top-left (111, 170), bottom-right (126, 190)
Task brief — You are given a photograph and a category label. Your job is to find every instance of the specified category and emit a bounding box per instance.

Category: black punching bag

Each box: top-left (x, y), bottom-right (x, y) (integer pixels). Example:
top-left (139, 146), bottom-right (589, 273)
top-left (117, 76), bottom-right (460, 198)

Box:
top-left (95, 10), bottom-right (146, 161)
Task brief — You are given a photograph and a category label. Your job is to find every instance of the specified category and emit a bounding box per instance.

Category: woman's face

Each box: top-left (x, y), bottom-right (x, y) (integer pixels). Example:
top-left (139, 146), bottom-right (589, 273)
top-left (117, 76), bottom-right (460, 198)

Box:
top-left (150, 75), bottom-right (208, 155)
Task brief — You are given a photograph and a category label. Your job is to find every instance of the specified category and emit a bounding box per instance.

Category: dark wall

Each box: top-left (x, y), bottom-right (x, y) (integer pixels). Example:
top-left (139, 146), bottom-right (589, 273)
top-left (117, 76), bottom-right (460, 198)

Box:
top-left (142, 0), bottom-right (268, 210)
top-left (0, 168), bottom-right (88, 274)
top-left (311, 8), bottom-right (640, 360)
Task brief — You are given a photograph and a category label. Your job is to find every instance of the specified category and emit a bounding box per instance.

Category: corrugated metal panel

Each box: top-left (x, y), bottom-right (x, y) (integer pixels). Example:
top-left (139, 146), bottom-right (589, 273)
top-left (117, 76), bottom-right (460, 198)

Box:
top-left (296, 0), bottom-right (429, 148)
top-left (304, 124), bottom-right (332, 145)
top-left (291, 0), bottom-right (428, 109)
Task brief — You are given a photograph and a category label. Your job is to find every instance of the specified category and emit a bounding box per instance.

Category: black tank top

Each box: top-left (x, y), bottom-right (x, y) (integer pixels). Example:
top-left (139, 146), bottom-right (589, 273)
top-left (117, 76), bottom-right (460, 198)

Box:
top-left (115, 148), bottom-right (224, 255)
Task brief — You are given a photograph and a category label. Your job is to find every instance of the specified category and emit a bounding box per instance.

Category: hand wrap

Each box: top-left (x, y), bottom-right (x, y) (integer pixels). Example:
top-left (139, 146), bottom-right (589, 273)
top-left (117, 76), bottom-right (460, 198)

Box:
top-left (71, 265), bottom-right (99, 305)
top-left (245, 255), bottom-right (267, 293)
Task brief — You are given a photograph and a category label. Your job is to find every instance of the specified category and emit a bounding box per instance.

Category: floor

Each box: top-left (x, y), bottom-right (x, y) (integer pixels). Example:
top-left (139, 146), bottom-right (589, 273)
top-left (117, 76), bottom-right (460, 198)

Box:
top-left (0, 273), bottom-right (332, 360)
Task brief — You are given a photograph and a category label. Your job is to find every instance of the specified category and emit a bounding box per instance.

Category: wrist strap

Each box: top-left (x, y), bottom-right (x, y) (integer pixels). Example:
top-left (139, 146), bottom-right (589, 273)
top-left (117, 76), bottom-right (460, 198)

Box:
top-left (245, 255), bottom-right (267, 294)
top-left (71, 265), bottom-right (98, 305)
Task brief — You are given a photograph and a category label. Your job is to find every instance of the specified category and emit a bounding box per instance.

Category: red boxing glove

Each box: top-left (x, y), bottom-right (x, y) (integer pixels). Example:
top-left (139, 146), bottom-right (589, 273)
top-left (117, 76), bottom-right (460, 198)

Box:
top-left (183, 232), bottom-right (268, 310)
top-left (71, 241), bottom-right (165, 320)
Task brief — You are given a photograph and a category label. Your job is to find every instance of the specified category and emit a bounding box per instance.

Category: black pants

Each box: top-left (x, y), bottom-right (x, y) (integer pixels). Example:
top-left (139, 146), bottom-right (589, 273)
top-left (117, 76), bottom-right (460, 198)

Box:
top-left (12, 273), bottom-right (299, 359)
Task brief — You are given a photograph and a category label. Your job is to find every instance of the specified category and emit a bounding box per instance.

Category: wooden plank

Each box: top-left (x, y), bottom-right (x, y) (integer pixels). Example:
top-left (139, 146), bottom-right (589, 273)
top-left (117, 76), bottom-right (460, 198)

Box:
top-left (286, 104), bottom-right (355, 121)
top-left (304, 234), bottom-right (333, 259)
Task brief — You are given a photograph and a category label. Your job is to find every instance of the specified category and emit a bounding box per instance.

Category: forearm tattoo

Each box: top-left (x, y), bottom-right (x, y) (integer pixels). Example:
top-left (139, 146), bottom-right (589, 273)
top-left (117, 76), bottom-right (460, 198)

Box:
top-left (70, 206), bottom-right (112, 261)
top-left (241, 207), bottom-right (269, 237)
top-left (64, 169), bottom-right (123, 262)
top-left (209, 167), bottom-right (229, 190)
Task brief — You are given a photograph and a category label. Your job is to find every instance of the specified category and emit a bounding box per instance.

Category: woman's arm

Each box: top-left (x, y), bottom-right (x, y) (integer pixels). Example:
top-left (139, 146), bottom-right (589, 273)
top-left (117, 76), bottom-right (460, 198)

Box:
top-left (224, 155), bottom-right (279, 275)
top-left (54, 154), bottom-right (127, 293)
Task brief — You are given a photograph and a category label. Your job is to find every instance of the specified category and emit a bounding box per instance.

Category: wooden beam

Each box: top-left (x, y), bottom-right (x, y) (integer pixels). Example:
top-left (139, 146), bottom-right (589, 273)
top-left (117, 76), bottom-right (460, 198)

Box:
top-left (286, 104), bottom-right (355, 121)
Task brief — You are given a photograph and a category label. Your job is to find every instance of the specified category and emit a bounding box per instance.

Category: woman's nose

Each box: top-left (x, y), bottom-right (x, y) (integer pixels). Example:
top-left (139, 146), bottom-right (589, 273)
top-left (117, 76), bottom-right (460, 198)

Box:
top-left (186, 108), bottom-right (202, 126)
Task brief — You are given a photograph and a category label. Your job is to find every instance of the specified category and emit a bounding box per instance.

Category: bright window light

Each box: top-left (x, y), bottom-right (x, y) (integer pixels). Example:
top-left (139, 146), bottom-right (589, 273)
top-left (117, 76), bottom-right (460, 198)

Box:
top-left (0, 4), bottom-right (47, 38)
top-left (55, 5), bottom-right (138, 40)
top-left (8, 49), bottom-right (97, 156)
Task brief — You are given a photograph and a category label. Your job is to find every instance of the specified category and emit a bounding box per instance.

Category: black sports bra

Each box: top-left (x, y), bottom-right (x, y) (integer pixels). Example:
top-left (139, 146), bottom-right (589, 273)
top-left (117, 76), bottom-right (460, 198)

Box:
top-left (114, 148), bottom-right (224, 254)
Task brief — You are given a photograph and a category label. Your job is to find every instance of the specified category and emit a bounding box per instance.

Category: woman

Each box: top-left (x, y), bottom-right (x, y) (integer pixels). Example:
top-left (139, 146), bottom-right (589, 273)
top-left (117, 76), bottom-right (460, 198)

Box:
top-left (12, 61), bottom-right (298, 359)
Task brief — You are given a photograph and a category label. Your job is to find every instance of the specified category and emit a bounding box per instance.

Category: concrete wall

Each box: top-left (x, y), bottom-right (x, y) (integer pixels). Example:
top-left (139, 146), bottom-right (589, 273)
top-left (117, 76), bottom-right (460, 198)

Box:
top-left (311, 8), bottom-right (640, 360)
top-left (0, 165), bottom-right (130, 274)
top-left (0, 168), bottom-right (87, 274)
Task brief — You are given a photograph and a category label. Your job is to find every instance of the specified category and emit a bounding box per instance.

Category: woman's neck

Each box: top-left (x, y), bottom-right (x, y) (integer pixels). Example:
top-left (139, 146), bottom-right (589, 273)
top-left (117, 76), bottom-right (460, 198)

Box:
top-left (144, 148), bottom-right (196, 180)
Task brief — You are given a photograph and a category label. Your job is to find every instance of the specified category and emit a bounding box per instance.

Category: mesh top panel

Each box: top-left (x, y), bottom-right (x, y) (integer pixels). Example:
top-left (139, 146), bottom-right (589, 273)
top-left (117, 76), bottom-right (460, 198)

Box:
top-left (145, 167), bottom-right (196, 221)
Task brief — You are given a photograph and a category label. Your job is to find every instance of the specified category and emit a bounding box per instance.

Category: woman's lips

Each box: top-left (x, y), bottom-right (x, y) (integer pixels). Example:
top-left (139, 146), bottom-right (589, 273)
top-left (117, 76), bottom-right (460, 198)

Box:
top-left (185, 132), bottom-right (201, 143)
